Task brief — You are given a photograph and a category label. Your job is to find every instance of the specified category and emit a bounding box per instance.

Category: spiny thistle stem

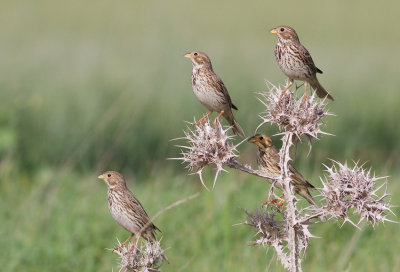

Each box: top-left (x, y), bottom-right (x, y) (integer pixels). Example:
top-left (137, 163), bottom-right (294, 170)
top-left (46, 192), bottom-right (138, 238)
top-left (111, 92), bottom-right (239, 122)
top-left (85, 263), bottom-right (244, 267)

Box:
top-left (226, 159), bottom-right (279, 183)
top-left (279, 133), bottom-right (300, 272)
top-left (173, 81), bottom-right (395, 272)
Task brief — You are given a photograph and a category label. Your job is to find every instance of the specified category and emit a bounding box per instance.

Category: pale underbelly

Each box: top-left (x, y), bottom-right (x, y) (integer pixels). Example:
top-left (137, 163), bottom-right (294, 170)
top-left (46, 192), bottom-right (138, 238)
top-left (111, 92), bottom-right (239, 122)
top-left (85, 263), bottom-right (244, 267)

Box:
top-left (109, 205), bottom-right (138, 234)
top-left (279, 57), bottom-right (312, 81)
top-left (193, 87), bottom-right (228, 112)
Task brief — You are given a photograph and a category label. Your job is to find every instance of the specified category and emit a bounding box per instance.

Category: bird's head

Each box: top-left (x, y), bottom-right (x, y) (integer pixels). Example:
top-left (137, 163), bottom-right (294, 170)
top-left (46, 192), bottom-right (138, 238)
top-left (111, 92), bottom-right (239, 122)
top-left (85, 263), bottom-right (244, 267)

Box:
top-left (247, 134), bottom-right (274, 149)
top-left (270, 25), bottom-right (299, 43)
top-left (98, 171), bottom-right (126, 189)
top-left (184, 51), bottom-right (212, 69)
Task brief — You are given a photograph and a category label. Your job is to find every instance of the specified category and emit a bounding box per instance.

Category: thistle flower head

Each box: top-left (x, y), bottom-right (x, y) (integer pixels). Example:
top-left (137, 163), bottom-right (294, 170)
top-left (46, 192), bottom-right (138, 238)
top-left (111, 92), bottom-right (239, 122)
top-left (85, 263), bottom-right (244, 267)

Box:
top-left (244, 205), bottom-right (314, 270)
top-left (244, 207), bottom-right (287, 244)
top-left (171, 120), bottom-right (239, 189)
top-left (257, 82), bottom-right (333, 148)
top-left (320, 160), bottom-right (394, 227)
top-left (112, 239), bottom-right (166, 272)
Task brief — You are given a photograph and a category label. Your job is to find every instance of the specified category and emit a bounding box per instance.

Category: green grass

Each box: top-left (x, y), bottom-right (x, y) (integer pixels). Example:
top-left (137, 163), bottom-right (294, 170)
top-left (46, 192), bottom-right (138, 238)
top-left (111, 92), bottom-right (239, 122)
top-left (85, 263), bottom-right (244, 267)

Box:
top-left (1, 0), bottom-right (400, 271)
top-left (0, 167), bottom-right (399, 271)
top-left (0, 0), bottom-right (399, 173)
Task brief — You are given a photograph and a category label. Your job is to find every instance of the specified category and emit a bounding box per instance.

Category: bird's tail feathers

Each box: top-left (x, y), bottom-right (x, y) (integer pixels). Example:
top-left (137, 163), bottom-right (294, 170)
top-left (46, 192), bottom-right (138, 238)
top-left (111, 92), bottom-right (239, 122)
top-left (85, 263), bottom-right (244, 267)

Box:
top-left (161, 252), bottom-right (169, 264)
top-left (232, 119), bottom-right (245, 138)
top-left (224, 112), bottom-right (245, 138)
top-left (153, 224), bottom-right (162, 233)
top-left (299, 188), bottom-right (317, 207)
top-left (310, 79), bottom-right (334, 101)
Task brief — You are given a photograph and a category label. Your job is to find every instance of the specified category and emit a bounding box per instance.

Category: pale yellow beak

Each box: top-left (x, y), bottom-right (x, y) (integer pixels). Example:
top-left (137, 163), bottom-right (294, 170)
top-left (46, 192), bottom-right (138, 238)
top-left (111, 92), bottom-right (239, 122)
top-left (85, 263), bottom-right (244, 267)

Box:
top-left (98, 174), bottom-right (106, 180)
top-left (184, 53), bottom-right (192, 59)
top-left (247, 135), bottom-right (257, 144)
top-left (270, 28), bottom-right (278, 35)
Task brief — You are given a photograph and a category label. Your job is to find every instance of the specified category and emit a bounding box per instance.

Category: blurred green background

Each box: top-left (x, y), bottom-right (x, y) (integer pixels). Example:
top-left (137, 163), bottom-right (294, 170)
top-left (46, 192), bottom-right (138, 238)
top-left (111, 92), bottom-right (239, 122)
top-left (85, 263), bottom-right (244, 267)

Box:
top-left (1, 0), bottom-right (399, 271)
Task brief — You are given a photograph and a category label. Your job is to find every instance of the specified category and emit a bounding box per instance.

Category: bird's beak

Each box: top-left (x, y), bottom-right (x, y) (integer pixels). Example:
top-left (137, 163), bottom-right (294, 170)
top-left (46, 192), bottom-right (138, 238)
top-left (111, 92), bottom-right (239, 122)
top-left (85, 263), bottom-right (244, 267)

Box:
top-left (270, 28), bottom-right (278, 35)
top-left (98, 174), bottom-right (106, 180)
top-left (247, 136), bottom-right (256, 144)
top-left (184, 53), bottom-right (192, 59)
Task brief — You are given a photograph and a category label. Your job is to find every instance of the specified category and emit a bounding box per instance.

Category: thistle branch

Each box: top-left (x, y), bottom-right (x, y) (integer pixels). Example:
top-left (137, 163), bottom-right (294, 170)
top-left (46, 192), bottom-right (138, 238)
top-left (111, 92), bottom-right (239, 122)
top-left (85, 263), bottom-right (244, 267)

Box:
top-left (173, 81), bottom-right (395, 272)
top-left (279, 132), bottom-right (301, 272)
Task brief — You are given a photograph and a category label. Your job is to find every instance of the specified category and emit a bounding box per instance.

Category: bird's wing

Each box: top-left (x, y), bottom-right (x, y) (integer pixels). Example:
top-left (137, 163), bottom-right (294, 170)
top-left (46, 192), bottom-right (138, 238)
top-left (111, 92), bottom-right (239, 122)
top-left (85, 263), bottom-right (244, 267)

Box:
top-left (124, 190), bottom-right (155, 230)
top-left (298, 44), bottom-right (322, 74)
top-left (289, 164), bottom-right (315, 189)
top-left (267, 146), bottom-right (314, 189)
top-left (211, 73), bottom-right (237, 110)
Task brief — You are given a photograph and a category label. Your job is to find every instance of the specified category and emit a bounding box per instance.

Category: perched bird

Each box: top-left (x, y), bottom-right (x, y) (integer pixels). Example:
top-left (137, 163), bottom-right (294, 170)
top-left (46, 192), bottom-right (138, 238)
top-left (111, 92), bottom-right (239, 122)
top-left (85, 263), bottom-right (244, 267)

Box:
top-left (98, 171), bottom-right (168, 261)
top-left (184, 51), bottom-right (245, 137)
top-left (248, 134), bottom-right (316, 205)
top-left (270, 25), bottom-right (334, 102)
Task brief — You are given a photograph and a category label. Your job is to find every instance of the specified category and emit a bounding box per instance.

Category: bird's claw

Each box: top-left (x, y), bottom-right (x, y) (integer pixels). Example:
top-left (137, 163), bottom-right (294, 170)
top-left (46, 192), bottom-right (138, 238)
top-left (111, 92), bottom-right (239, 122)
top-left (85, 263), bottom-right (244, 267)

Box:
top-left (193, 111), bottom-right (213, 127)
top-left (264, 194), bottom-right (286, 209)
top-left (192, 119), bottom-right (205, 127)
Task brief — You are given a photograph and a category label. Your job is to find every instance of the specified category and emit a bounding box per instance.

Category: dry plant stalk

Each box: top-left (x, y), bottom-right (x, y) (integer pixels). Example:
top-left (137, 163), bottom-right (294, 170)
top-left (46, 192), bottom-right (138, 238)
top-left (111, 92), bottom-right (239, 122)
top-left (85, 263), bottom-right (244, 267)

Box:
top-left (174, 82), bottom-right (395, 272)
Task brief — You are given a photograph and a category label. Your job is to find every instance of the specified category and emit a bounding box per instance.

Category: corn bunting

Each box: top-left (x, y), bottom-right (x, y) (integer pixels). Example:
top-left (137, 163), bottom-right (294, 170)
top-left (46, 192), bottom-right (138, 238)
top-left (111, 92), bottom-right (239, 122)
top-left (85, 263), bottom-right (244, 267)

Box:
top-left (98, 171), bottom-right (168, 262)
top-left (184, 51), bottom-right (245, 137)
top-left (248, 134), bottom-right (316, 205)
top-left (270, 25), bottom-right (334, 102)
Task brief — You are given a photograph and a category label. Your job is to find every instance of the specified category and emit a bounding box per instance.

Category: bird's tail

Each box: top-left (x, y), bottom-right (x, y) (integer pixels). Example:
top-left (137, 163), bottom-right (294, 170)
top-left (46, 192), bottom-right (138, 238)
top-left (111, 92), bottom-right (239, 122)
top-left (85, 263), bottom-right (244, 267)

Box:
top-left (224, 112), bottom-right (245, 138)
top-left (298, 188), bottom-right (317, 207)
top-left (310, 79), bottom-right (334, 101)
top-left (161, 252), bottom-right (169, 264)
top-left (232, 119), bottom-right (246, 138)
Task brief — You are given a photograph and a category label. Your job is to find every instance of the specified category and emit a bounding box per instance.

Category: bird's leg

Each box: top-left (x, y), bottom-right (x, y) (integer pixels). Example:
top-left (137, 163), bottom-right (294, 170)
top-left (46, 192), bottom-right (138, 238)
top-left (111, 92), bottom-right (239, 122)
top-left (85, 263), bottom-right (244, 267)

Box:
top-left (128, 236), bottom-right (140, 253)
top-left (278, 81), bottom-right (294, 103)
top-left (121, 234), bottom-right (134, 247)
top-left (213, 110), bottom-right (224, 128)
top-left (276, 193), bottom-right (286, 208)
top-left (265, 193), bottom-right (286, 208)
top-left (194, 111), bottom-right (212, 126)
top-left (301, 82), bottom-right (308, 105)
top-left (113, 233), bottom-right (133, 251)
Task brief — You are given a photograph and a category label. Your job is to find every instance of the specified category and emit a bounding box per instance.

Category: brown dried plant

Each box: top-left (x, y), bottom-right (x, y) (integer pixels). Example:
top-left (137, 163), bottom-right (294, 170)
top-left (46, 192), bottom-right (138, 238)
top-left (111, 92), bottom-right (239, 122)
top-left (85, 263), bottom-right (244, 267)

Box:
top-left (174, 82), bottom-right (395, 272)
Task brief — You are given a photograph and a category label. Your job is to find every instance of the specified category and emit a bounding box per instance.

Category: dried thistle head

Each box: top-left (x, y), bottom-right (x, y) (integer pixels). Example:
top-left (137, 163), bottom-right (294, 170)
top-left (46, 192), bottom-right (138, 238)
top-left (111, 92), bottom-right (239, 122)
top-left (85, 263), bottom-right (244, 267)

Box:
top-left (243, 205), bottom-right (314, 270)
top-left (244, 207), bottom-right (287, 244)
top-left (112, 239), bottom-right (166, 272)
top-left (171, 120), bottom-right (239, 189)
top-left (319, 160), bottom-right (394, 227)
top-left (257, 81), bottom-right (333, 148)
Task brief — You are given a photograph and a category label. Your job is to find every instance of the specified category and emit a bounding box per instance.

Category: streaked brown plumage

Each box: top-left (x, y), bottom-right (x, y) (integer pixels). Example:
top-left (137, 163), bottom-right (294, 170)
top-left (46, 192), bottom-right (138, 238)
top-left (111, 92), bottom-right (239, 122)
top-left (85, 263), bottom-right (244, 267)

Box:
top-left (271, 25), bottom-right (334, 101)
top-left (184, 51), bottom-right (245, 137)
top-left (248, 134), bottom-right (316, 205)
top-left (98, 171), bottom-right (168, 261)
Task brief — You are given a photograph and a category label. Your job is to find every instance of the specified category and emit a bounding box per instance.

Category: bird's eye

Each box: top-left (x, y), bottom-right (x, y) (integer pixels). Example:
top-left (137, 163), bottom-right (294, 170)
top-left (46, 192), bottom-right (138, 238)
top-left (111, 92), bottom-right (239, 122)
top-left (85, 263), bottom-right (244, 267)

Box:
top-left (280, 28), bottom-right (284, 32)
top-left (107, 174), bottom-right (111, 177)
top-left (194, 52), bottom-right (198, 56)
top-left (259, 136), bottom-right (263, 140)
